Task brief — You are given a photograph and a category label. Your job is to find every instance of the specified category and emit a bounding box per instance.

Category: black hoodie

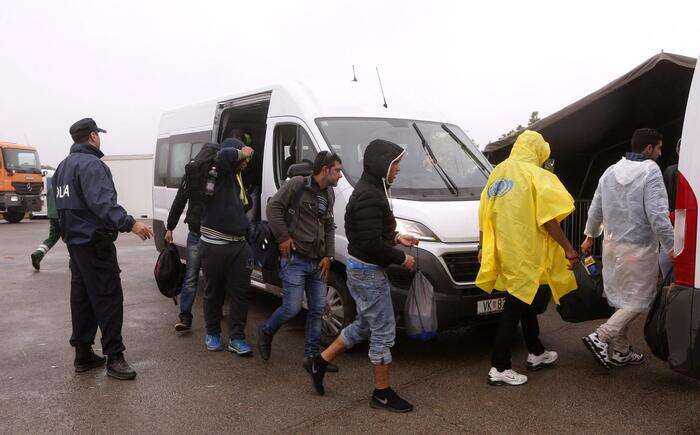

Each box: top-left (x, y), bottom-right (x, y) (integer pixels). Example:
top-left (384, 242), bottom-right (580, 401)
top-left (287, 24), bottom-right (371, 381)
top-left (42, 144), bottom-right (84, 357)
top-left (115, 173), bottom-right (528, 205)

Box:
top-left (345, 139), bottom-right (406, 268)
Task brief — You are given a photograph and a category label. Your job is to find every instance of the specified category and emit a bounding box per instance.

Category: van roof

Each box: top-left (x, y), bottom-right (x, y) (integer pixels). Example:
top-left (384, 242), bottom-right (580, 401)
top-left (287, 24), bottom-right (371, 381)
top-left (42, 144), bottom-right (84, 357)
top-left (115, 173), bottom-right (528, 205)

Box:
top-left (0, 141), bottom-right (37, 151)
top-left (158, 80), bottom-right (454, 137)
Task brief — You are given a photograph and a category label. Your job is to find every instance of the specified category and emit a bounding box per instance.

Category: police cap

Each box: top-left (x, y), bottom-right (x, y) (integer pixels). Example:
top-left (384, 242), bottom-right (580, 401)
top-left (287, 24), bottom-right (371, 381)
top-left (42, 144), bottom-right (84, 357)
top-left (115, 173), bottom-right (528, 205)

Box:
top-left (69, 118), bottom-right (107, 138)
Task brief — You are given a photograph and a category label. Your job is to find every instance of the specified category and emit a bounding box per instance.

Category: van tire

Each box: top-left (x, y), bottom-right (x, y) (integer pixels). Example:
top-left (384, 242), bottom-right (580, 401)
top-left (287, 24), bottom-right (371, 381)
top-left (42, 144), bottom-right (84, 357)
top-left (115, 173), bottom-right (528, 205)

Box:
top-left (3, 208), bottom-right (25, 223)
top-left (321, 271), bottom-right (356, 343)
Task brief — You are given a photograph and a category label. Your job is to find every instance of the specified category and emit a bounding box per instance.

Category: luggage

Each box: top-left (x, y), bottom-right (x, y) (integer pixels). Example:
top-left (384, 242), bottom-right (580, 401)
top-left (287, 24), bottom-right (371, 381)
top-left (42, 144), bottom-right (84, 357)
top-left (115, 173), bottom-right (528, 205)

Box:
top-left (154, 243), bottom-right (185, 304)
top-left (404, 270), bottom-right (438, 341)
top-left (556, 259), bottom-right (614, 323)
top-left (662, 285), bottom-right (700, 379)
top-left (644, 273), bottom-right (674, 361)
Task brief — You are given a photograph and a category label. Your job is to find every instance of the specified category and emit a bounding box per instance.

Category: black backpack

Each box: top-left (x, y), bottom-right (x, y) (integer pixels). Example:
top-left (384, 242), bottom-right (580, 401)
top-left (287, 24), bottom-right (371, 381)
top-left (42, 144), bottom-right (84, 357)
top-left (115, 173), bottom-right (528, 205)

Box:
top-left (154, 244), bottom-right (186, 304)
top-left (185, 143), bottom-right (220, 205)
top-left (249, 180), bottom-right (306, 271)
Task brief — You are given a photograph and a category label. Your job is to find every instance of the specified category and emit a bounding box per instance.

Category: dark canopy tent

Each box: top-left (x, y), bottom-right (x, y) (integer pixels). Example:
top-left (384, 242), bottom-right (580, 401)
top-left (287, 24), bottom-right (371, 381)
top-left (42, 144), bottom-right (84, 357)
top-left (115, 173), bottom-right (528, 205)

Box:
top-left (485, 52), bottom-right (696, 200)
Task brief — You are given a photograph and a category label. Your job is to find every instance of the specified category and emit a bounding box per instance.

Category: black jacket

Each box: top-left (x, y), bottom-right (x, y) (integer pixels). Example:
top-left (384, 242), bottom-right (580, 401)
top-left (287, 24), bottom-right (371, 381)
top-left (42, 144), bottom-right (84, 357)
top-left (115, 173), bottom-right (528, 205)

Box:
top-left (166, 142), bottom-right (220, 234)
top-left (345, 139), bottom-right (406, 268)
top-left (54, 143), bottom-right (135, 245)
top-left (200, 140), bottom-right (250, 238)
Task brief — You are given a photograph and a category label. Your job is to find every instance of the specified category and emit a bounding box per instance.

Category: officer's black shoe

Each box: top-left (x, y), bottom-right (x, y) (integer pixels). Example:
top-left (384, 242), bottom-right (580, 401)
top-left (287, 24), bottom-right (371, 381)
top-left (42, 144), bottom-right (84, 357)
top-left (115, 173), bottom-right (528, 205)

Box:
top-left (31, 251), bottom-right (43, 271)
top-left (303, 357), bottom-right (339, 373)
top-left (370, 387), bottom-right (414, 413)
top-left (174, 313), bottom-right (192, 332)
top-left (257, 325), bottom-right (273, 361)
top-left (74, 346), bottom-right (106, 373)
top-left (106, 353), bottom-right (137, 380)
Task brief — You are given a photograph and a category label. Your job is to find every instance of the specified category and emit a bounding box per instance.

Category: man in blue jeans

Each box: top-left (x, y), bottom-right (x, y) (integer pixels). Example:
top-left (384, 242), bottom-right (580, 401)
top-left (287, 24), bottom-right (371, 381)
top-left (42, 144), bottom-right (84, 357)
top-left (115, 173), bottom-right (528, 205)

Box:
top-left (305, 139), bottom-right (418, 413)
top-left (165, 142), bottom-right (221, 332)
top-left (258, 152), bottom-right (343, 370)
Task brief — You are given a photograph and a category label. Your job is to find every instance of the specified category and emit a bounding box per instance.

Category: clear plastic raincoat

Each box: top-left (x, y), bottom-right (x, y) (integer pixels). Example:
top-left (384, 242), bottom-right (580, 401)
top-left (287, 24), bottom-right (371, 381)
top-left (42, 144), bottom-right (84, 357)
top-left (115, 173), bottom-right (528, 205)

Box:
top-left (584, 158), bottom-right (674, 312)
top-left (477, 130), bottom-right (577, 305)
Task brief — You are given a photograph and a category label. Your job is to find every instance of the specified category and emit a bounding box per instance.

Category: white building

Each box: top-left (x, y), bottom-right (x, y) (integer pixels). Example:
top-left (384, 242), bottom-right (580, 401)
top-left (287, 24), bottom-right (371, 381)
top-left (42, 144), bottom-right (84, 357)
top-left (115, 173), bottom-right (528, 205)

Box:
top-left (103, 154), bottom-right (153, 219)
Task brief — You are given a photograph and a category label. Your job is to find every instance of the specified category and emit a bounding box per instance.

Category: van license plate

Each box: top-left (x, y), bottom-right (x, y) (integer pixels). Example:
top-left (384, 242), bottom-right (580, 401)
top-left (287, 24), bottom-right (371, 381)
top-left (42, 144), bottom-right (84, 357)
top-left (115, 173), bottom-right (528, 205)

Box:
top-left (477, 298), bottom-right (505, 315)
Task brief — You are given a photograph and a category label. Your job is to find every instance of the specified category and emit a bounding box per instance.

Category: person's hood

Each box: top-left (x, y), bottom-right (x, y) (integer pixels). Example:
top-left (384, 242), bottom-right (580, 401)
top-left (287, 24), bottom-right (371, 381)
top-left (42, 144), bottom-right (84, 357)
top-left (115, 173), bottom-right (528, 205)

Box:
top-left (69, 142), bottom-right (104, 159)
top-left (613, 157), bottom-right (651, 186)
top-left (508, 130), bottom-right (550, 166)
top-left (361, 139), bottom-right (406, 186)
top-left (193, 142), bottom-right (221, 162)
top-left (222, 138), bottom-right (245, 150)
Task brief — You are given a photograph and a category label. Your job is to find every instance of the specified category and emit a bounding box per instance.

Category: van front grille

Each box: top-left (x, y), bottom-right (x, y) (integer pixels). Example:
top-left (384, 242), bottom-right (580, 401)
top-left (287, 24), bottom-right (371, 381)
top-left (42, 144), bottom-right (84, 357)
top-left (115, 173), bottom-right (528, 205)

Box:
top-left (442, 252), bottom-right (480, 283)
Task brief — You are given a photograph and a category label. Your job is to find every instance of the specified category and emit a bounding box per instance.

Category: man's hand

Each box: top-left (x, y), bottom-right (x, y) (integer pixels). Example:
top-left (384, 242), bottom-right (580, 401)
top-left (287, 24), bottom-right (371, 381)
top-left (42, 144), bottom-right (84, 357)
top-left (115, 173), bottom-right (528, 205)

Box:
top-left (241, 146), bottom-right (254, 158)
top-left (402, 254), bottom-right (416, 271)
top-left (397, 234), bottom-right (419, 247)
top-left (164, 230), bottom-right (173, 244)
top-left (565, 248), bottom-right (579, 270)
top-left (132, 222), bottom-right (154, 241)
top-left (581, 236), bottom-right (594, 256)
top-left (319, 257), bottom-right (331, 282)
top-left (279, 238), bottom-right (296, 258)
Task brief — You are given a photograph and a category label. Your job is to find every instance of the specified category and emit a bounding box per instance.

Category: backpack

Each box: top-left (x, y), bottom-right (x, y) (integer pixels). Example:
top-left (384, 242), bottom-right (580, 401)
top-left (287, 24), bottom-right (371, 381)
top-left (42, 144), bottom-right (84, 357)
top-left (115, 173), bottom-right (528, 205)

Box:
top-left (249, 180), bottom-right (306, 270)
top-left (185, 144), bottom-right (219, 205)
top-left (154, 244), bottom-right (186, 304)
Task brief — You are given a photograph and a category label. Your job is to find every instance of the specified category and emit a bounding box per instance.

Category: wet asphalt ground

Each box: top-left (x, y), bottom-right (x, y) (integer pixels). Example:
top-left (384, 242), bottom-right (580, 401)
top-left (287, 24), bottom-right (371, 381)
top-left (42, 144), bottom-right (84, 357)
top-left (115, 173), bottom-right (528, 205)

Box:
top-left (1, 220), bottom-right (699, 434)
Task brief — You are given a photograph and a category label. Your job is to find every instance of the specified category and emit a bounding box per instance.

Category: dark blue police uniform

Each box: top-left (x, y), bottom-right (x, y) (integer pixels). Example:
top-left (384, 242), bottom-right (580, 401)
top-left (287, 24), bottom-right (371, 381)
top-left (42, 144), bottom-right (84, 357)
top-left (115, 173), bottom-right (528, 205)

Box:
top-left (54, 143), bottom-right (135, 357)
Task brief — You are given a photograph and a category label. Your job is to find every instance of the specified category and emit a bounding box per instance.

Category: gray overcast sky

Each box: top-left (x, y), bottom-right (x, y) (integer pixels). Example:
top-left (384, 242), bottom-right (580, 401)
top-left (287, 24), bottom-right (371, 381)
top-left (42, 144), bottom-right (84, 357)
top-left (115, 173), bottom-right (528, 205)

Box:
top-left (1, 0), bottom-right (698, 166)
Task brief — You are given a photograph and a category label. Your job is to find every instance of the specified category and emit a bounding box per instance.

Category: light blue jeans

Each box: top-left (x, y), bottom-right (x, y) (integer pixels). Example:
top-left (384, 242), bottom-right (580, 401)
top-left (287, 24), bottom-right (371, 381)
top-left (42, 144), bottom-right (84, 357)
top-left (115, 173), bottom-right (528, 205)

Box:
top-left (340, 258), bottom-right (395, 365)
top-left (263, 253), bottom-right (326, 358)
top-left (179, 231), bottom-right (201, 320)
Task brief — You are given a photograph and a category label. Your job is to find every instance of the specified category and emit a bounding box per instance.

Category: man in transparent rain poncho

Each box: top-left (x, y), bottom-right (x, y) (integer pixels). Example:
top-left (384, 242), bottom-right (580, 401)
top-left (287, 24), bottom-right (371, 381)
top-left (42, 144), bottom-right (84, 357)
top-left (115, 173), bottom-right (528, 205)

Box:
top-left (581, 128), bottom-right (674, 369)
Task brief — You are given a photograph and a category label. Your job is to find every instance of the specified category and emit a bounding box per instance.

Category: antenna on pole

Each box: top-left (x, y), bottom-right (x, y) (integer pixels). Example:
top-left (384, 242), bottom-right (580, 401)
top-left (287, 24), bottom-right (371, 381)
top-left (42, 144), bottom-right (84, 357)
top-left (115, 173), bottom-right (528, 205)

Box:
top-left (376, 66), bottom-right (388, 108)
top-left (352, 65), bottom-right (358, 82)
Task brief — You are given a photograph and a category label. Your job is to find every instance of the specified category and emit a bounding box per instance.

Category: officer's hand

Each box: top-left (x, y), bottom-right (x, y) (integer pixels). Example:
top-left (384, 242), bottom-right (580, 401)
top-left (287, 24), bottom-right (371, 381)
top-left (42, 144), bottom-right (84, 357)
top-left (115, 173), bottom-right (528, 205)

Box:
top-left (279, 238), bottom-right (295, 258)
top-left (241, 146), bottom-right (254, 158)
top-left (402, 254), bottom-right (416, 271)
top-left (319, 257), bottom-right (332, 282)
top-left (581, 236), bottom-right (593, 256)
top-left (132, 222), bottom-right (153, 241)
top-left (164, 230), bottom-right (173, 244)
top-left (565, 248), bottom-right (579, 270)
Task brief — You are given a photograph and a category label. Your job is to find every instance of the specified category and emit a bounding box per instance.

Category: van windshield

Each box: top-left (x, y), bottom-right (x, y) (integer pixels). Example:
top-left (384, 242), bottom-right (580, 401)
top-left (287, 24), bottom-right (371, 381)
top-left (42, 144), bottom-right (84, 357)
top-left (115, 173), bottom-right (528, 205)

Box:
top-left (315, 117), bottom-right (489, 200)
top-left (2, 148), bottom-right (42, 174)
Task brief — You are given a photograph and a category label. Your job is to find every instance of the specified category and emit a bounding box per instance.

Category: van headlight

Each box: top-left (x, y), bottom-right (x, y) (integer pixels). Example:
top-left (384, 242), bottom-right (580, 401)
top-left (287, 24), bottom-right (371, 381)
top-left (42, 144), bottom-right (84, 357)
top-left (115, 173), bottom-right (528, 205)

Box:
top-left (395, 218), bottom-right (439, 242)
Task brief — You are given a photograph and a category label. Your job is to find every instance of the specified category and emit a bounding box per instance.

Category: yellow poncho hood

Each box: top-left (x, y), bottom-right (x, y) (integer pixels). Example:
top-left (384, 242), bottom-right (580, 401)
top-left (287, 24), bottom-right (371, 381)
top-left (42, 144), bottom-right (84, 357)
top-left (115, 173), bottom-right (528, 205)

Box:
top-left (476, 130), bottom-right (577, 304)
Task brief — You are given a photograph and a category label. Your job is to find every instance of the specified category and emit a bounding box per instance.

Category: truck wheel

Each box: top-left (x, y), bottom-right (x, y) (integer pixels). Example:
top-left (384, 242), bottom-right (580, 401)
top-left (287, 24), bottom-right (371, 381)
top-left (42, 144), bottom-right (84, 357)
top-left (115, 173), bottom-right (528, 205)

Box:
top-left (3, 208), bottom-right (25, 223)
top-left (321, 271), bottom-right (356, 343)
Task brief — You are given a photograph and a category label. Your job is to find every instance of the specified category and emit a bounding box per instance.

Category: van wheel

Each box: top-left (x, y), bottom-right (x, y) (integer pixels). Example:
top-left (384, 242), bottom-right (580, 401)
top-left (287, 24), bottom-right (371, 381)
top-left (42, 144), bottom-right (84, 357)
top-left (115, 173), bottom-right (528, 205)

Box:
top-left (3, 208), bottom-right (25, 223)
top-left (322, 271), bottom-right (356, 342)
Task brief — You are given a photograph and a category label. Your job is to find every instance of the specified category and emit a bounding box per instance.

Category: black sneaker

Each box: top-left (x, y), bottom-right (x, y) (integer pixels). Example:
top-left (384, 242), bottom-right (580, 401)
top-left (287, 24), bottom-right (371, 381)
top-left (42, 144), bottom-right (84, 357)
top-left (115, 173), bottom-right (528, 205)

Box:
top-left (31, 251), bottom-right (43, 271)
top-left (257, 325), bottom-right (273, 361)
top-left (303, 357), bottom-right (339, 373)
top-left (303, 356), bottom-right (327, 395)
top-left (174, 314), bottom-right (191, 332)
top-left (74, 347), bottom-right (106, 373)
top-left (370, 388), bottom-right (414, 413)
top-left (106, 353), bottom-right (137, 380)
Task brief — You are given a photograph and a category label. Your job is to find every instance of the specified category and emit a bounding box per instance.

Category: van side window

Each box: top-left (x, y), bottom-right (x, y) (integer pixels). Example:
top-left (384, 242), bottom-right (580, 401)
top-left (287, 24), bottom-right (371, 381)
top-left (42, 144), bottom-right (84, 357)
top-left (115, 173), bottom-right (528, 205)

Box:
top-left (273, 124), bottom-right (317, 187)
top-left (154, 141), bottom-right (169, 186)
top-left (166, 142), bottom-right (192, 188)
top-left (190, 142), bottom-right (204, 159)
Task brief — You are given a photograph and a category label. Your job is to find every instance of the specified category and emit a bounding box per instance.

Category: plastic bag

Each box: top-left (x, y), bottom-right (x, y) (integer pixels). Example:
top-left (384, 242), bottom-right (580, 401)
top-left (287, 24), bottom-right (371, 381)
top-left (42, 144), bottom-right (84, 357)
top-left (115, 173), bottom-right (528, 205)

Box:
top-left (556, 259), bottom-right (614, 323)
top-left (405, 271), bottom-right (437, 341)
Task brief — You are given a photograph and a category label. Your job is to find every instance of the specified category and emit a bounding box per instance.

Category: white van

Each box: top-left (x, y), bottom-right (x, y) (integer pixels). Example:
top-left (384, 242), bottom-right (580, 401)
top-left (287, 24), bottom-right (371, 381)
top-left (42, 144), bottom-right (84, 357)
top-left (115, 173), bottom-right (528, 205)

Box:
top-left (152, 80), bottom-right (501, 338)
top-left (674, 63), bottom-right (699, 295)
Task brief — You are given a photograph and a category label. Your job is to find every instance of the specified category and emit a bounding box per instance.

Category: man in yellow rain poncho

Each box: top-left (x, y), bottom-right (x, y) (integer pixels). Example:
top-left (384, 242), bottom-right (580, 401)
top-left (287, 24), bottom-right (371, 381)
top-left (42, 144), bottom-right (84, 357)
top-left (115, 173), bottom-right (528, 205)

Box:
top-left (477, 130), bottom-right (579, 386)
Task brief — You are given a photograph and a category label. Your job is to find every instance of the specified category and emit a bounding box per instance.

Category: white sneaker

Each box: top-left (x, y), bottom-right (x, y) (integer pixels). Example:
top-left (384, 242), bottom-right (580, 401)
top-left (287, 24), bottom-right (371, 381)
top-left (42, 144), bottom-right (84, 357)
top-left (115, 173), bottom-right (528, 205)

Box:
top-left (526, 350), bottom-right (558, 371)
top-left (488, 367), bottom-right (528, 386)
top-left (608, 348), bottom-right (645, 367)
top-left (581, 332), bottom-right (611, 369)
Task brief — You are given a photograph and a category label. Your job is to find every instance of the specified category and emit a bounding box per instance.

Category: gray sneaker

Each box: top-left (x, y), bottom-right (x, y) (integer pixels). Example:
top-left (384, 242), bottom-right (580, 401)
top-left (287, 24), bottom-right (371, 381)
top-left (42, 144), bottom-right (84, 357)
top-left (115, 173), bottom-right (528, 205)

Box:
top-left (609, 348), bottom-right (645, 367)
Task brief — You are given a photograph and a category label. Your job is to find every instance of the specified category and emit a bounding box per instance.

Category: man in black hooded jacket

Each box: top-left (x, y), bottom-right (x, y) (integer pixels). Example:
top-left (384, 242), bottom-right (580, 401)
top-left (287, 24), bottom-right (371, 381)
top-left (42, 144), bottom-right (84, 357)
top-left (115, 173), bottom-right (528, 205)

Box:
top-left (303, 139), bottom-right (418, 413)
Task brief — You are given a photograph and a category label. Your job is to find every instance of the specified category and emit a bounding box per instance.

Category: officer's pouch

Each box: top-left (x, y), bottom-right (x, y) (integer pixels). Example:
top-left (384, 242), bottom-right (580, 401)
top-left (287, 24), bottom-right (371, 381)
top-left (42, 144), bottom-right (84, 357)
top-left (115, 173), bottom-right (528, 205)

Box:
top-left (92, 229), bottom-right (118, 260)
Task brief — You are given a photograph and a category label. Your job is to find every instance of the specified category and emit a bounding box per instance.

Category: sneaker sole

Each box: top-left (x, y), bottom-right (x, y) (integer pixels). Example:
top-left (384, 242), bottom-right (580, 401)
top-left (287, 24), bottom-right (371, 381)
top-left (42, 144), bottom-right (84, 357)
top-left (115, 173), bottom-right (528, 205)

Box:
top-left (227, 346), bottom-right (253, 357)
top-left (206, 345), bottom-right (223, 352)
top-left (74, 360), bottom-right (106, 373)
top-left (581, 337), bottom-right (611, 370)
top-left (487, 377), bottom-right (527, 386)
top-left (370, 400), bottom-right (414, 413)
top-left (608, 358), bottom-right (645, 367)
top-left (175, 324), bottom-right (191, 332)
top-left (526, 360), bottom-right (557, 371)
top-left (106, 369), bottom-right (137, 380)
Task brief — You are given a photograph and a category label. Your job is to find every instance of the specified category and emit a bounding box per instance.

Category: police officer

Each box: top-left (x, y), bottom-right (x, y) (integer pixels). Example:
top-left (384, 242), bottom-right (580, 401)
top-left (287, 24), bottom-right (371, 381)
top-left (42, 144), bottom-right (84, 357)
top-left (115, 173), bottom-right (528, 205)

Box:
top-left (54, 118), bottom-right (153, 380)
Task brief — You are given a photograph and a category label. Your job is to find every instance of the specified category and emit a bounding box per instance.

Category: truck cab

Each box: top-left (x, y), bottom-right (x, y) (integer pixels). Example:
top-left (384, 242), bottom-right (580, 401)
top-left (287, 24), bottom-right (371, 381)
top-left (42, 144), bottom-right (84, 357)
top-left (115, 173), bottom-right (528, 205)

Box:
top-left (0, 142), bottom-right (44, 223)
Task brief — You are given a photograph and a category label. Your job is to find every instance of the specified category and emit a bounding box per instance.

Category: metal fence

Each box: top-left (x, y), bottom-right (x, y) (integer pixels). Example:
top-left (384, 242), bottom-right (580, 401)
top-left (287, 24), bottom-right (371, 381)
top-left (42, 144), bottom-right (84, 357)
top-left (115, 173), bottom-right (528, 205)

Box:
top-left (562, 200), bottom-right (601, 256)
